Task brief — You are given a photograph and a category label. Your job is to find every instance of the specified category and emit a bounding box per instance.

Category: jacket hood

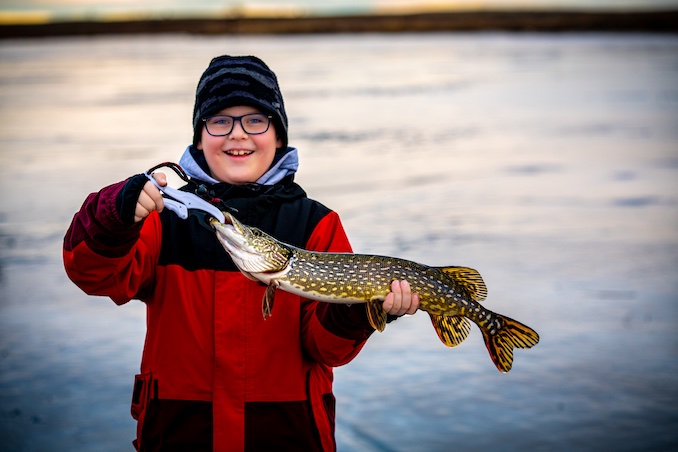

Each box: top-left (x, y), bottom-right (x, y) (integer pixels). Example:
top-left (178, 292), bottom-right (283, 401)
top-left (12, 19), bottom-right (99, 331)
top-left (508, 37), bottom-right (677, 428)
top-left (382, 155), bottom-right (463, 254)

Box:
top-left (179, 145), bottom-right (299, 186)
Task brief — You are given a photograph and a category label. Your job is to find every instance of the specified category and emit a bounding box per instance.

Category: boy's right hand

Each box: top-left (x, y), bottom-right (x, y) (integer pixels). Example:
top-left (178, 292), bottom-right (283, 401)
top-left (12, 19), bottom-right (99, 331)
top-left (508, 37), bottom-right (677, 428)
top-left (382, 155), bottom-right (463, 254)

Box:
top-left (135, 172), bottom-right (166, 223)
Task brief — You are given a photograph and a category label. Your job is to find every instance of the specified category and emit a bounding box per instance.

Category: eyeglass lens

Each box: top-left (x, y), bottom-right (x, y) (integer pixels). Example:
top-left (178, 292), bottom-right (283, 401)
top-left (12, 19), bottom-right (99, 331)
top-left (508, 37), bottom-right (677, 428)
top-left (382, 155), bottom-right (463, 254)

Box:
top-left (205, 114), bottom-right (271, 136)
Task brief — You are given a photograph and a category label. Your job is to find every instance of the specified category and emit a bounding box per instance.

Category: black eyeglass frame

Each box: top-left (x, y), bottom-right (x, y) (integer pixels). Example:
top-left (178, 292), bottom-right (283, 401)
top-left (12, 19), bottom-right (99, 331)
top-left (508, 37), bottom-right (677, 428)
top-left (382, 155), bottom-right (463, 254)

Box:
top-left (202, 114), bottom-right (273, 136)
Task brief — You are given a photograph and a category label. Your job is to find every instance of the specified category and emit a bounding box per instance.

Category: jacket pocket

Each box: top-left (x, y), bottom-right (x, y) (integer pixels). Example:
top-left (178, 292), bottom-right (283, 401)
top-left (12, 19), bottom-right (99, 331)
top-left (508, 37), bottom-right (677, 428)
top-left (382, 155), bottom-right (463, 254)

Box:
top-left (131, 372), bottom-right (153, 450)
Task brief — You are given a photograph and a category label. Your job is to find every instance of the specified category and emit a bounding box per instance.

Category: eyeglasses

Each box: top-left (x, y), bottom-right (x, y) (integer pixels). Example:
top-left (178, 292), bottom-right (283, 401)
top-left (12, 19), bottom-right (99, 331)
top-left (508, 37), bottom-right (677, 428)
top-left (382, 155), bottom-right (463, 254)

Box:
top-left (202, 113), bottom-right (273, 136)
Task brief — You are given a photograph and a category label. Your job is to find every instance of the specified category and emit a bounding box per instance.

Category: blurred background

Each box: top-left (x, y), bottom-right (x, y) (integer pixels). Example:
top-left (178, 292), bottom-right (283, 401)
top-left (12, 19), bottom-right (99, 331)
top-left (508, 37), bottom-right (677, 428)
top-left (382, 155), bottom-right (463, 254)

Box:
top-left (1, 1), bottom-right (677, 451)
top-left (0, 1), bottom-right (676, 22)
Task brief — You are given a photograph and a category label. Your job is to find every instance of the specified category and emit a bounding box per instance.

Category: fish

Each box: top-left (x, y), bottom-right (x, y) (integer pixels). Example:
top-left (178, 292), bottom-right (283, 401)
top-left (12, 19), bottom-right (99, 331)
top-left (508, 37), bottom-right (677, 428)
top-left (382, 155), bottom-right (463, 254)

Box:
top-left (211, 212), bottom-right (539, 372)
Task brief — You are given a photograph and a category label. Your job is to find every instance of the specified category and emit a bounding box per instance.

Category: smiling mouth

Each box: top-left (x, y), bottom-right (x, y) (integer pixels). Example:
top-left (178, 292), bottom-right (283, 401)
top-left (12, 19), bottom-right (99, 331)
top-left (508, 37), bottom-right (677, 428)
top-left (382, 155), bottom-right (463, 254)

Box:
top-left (225, 149), bottom-right (254, 156)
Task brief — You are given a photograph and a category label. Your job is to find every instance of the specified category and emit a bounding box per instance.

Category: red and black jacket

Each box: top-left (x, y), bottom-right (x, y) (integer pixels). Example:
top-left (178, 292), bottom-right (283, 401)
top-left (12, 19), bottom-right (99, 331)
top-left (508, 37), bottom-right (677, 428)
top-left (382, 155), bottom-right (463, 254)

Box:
top-left (63, 172), bottom-right (375, 451)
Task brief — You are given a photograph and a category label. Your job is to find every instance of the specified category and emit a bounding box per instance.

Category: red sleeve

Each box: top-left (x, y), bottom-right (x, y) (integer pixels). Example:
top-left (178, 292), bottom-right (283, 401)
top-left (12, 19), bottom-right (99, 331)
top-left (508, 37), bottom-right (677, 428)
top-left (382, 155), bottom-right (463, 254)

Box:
top-left (300, 211), bottom-right (375, 367)
top-left (62, 180), bottom-right (162, 305)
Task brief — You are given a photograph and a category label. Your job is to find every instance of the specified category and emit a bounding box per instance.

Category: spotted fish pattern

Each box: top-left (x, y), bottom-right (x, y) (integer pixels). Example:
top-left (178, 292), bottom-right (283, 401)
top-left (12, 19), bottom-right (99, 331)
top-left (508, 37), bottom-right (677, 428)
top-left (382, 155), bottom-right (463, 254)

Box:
top-left (212, 213), bottom-right (539, 372)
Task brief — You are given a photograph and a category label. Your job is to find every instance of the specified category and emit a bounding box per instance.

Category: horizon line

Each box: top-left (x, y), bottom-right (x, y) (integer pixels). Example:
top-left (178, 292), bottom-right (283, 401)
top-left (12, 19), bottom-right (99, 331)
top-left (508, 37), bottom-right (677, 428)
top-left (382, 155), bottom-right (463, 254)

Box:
top-left (2, 3), bottom-right (678, 26)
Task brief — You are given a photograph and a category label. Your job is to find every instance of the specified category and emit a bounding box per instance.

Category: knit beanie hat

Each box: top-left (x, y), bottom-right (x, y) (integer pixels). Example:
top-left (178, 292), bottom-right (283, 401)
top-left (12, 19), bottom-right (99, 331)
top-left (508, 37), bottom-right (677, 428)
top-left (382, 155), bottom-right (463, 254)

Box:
top-left (192, 55), bottom-right (288, 149)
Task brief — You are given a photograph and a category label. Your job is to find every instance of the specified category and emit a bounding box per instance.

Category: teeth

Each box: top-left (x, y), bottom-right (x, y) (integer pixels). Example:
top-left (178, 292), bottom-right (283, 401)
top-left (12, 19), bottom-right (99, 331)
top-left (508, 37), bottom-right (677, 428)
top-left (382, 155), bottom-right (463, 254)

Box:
top-left (226, 150), bottom-right (253, 156)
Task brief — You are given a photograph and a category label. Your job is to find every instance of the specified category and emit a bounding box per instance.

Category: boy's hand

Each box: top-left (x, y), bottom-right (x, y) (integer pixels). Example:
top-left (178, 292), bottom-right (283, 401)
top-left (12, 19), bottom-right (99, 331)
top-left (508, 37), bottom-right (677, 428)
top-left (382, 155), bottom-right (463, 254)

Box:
top-left (135, 172), bottom-right (166, 223)
top-left (383, 280), bottom-right (419, 316)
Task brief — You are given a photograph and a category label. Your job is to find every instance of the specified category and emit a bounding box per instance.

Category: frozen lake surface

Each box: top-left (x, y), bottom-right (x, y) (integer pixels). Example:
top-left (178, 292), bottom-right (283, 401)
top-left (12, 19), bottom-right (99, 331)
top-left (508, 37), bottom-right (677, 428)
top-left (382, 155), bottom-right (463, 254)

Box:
top-left (1, 32), bottom-right (677, 451)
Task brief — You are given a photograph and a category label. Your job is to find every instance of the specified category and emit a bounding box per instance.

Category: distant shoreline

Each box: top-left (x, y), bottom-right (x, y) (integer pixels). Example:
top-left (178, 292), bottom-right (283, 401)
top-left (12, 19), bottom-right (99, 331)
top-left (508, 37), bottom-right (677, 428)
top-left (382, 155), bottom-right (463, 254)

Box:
top-left (1, 10), bottom-right (677, 39)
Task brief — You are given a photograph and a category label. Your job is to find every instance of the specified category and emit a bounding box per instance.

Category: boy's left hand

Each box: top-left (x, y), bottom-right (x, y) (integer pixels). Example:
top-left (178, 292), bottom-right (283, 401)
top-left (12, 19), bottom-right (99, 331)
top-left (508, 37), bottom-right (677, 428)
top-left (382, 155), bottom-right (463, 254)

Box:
top-left (383, 280), bottom-right (419, 316)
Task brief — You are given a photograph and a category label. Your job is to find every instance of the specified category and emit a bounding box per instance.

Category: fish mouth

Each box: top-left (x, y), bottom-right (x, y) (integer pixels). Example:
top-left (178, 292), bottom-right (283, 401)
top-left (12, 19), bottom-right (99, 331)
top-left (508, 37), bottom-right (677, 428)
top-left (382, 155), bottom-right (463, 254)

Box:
top-left (210, 212), bottom-right (248, 250)
top-left (210, 213), bottom-right (279, 274)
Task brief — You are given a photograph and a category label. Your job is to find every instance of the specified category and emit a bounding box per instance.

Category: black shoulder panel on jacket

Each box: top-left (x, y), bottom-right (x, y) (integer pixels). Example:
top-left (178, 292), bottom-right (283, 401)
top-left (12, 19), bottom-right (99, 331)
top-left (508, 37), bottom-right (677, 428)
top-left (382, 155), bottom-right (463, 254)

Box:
top-left (157, 179), bottom-right (332, 272)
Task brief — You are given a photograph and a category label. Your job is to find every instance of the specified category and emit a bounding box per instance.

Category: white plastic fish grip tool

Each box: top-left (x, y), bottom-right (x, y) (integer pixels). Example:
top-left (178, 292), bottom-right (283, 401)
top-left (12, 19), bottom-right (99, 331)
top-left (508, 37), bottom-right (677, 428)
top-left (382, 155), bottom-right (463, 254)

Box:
top-left (144, 172), bottom-right (226, 223)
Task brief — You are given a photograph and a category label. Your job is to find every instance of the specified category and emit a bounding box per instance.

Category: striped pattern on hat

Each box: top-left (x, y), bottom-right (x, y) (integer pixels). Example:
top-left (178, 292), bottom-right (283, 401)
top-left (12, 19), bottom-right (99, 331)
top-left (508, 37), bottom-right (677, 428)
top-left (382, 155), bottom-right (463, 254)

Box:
top-left (192, 55), bottom-right (288, 149)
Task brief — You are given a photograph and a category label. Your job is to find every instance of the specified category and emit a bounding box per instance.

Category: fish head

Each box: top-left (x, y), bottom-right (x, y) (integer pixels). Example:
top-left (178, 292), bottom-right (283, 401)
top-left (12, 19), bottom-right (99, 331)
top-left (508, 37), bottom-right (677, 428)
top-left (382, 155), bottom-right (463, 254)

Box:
top-left (210, 212), bottom-right (292, 277)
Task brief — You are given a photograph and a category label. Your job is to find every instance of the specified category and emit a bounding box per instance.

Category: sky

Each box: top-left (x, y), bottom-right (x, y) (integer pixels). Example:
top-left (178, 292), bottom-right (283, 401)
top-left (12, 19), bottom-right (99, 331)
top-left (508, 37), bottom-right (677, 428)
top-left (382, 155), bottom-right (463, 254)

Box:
top-left (1, 0), bottom-right (677, 23)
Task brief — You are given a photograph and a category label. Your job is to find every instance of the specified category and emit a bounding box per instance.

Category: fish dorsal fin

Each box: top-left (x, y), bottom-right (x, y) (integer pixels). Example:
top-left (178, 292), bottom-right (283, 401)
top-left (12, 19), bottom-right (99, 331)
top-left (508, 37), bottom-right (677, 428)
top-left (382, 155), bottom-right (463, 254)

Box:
top-left (436, 266), bottom-right (487, 302)
top-left (429, 314), bottom-right (471, 347)
top-left (366, 300), bottom-right (387, 332)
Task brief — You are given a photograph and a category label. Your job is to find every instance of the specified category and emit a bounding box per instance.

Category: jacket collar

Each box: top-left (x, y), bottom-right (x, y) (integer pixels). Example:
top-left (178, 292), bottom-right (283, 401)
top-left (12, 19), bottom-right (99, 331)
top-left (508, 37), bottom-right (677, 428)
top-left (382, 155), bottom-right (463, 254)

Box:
top-left (179, 144), bottom-right (299, 186)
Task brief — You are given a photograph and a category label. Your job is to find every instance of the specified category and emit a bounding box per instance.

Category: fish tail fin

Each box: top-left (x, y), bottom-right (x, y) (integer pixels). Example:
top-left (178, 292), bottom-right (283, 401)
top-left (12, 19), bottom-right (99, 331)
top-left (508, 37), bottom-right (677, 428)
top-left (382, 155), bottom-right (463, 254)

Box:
top-left (481, 315), bottom-right (539, 373)
top-left (429, 314), bottom-right (471, 347)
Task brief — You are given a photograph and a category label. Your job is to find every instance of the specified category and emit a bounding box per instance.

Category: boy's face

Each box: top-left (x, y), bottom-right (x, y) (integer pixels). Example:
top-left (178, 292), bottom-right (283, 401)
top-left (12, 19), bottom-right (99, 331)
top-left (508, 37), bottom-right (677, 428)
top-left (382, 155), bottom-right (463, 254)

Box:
top-left (197, 105), bottom-right (282, 185)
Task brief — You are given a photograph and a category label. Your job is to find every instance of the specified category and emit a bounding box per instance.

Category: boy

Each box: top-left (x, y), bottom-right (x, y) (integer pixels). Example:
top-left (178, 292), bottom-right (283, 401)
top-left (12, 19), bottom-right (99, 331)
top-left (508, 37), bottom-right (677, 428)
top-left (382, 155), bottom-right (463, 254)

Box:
top-left (64, 55), bottom-right (418, 451)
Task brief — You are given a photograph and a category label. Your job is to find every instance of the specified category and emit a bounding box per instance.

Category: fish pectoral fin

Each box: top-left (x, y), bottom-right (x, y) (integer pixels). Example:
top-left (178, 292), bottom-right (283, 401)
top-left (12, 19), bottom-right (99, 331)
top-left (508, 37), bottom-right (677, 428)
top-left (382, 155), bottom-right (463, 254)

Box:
top-left (262, 281), bottom-right (278, 319)
top-left (436, 266), bottom-right (488, 302)
top-left (366, 300), bottom-right (387, 332)
top-left (429, 313), bottom-right (471, 347)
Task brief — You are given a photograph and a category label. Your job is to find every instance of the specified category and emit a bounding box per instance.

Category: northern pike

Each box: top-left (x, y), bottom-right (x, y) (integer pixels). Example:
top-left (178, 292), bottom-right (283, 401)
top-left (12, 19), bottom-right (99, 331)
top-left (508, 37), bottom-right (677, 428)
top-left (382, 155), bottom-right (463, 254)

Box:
top-left (211, 212), bottom-right (539, 372)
